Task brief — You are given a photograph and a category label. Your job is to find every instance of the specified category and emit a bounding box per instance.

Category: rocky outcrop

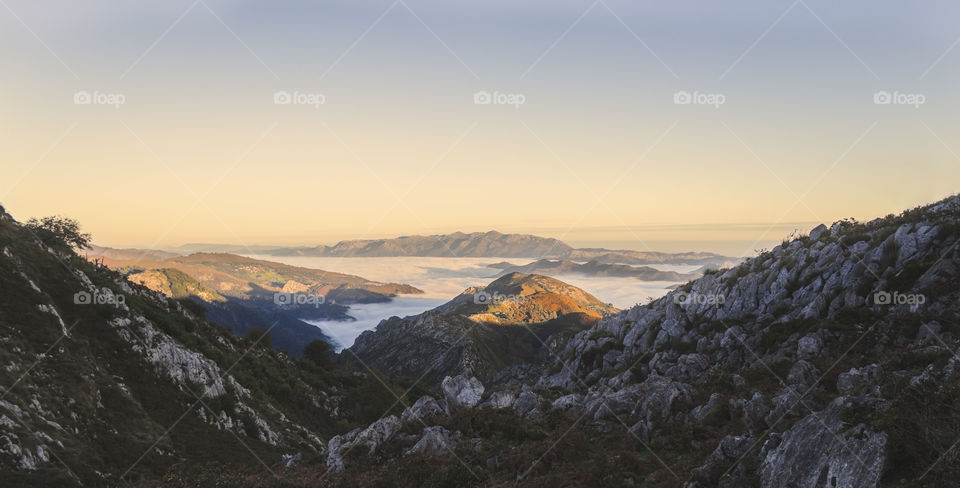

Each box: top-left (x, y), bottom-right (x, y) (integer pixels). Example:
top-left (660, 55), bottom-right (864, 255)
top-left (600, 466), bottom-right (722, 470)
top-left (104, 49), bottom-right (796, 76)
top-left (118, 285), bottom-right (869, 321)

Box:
top-left (401, 395), bottom-right (445, 423)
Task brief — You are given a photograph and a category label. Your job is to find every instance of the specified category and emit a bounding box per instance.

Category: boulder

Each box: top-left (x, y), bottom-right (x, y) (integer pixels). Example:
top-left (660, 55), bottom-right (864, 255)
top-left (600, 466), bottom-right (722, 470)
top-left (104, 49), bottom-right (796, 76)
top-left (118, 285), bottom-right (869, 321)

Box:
top-left (513, 391), bottom-right (542, 418)
top-left (809, 224), bottom-right (828, 241)
top-left (441, 375), bottom-right (485, 411)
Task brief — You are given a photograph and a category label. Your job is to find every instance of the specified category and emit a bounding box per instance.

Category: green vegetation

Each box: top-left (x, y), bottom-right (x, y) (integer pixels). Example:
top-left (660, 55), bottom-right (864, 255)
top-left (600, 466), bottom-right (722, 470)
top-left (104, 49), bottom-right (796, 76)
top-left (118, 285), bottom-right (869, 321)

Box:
top-left (24, 215), bottom-right (91, 251)
top-left (304, 339), bottom-right (334, 369)
top-left (875, 381), bottom-right (960, 487)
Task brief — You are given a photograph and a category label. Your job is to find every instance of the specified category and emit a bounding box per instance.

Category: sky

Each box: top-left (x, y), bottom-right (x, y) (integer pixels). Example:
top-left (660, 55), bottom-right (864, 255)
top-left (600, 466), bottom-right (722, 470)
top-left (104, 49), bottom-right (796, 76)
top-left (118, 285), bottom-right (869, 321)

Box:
top-left (1, 0), bottom-right (959, 256)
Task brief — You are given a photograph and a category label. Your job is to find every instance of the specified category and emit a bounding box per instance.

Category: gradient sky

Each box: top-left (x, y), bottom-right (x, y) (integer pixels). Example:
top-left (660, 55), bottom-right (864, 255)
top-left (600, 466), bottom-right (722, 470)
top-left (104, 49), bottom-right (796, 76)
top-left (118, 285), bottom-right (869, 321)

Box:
top-left (1, 0), bottom-right (958, 256)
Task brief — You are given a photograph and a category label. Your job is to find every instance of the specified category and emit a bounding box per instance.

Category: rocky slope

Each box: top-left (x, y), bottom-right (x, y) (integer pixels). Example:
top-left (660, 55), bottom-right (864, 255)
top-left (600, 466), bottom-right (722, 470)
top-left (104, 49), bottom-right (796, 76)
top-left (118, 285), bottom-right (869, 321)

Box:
top-left (306, 195), bottom-right (960, 487)
top-left (348, 273), bottom-right (617, 388)
top-left (0, 207), bottom-right (408, 486)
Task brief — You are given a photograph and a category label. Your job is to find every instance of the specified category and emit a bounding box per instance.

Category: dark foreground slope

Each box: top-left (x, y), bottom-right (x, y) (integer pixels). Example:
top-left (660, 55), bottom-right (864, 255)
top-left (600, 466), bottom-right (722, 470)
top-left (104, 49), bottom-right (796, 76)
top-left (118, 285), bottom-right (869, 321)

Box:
top-left (0, 207), bottom-right (409, 486)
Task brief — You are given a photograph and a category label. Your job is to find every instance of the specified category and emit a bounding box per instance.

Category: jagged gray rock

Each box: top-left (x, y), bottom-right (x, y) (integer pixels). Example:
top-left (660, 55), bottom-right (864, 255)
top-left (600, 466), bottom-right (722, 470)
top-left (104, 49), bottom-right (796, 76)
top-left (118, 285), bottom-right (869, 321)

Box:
top-left (759, 404), bottom-right (886, 488)
top-left (836, 364), bottom-right (882, 395)
top-left (404, 426), bottom-right (459, 456)
top-left (326, 415), bottom-right (402, 471)
top-left (401, 395), bottom-right (444, 423)
top-left (551, 393), bottom-right (583, 413)
top-left (481, 390), bottom-right (516, 409)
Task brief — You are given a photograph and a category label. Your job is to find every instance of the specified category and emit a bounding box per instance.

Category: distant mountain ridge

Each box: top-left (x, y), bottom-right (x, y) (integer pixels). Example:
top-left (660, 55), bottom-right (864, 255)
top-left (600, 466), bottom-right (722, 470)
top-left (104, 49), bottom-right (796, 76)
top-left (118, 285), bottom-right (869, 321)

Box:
top-left (489, 258), bottom-right (700, 281)
top-left (86, 244), bottom-right (180, 262)
top-left (264, 230), bottom-right (737, 265)
top-left (89, 251), bottom-right (423, 302)
top-left (98, 231), bottom-right (738, 265)
top-left (270, 231), bottom-right (572, 259)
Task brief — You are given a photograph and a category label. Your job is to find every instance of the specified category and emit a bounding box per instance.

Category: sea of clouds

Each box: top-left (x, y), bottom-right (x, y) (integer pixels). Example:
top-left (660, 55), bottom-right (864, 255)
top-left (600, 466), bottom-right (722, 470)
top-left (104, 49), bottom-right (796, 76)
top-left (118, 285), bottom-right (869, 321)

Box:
top-left (246, 255), bottom-right (696, 350)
